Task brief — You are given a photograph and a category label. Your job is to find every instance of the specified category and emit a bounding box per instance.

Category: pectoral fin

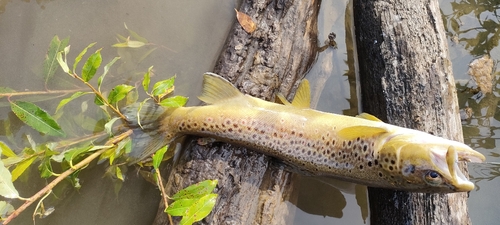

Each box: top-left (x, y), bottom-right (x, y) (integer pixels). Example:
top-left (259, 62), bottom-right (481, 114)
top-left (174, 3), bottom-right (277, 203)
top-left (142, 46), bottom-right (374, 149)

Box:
top-left (338, 126), bottom-right (388, 140)
top-left (356, 113), bottom-right (383, 122)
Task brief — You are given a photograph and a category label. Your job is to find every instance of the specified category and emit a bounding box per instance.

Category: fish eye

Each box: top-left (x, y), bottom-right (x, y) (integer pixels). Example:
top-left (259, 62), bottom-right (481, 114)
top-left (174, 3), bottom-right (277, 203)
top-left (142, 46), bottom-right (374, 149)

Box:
top-left (424, 170), bottom-right (443, 186)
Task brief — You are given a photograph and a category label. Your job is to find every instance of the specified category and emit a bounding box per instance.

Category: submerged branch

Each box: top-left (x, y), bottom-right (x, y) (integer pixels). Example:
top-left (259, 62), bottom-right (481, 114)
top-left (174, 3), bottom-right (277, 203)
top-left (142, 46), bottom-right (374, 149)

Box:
top-left (3, 129), bottom-right (133, 224)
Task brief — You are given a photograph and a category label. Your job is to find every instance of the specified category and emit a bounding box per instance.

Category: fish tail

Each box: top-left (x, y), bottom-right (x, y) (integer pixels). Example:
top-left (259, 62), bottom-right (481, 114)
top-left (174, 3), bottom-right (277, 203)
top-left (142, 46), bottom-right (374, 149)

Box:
top-left (121, 101), bottom-right (171, 163)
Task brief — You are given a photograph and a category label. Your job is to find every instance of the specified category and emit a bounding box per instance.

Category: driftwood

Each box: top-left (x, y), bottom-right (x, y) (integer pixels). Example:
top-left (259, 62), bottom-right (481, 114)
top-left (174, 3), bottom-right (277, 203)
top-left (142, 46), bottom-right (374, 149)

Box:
top-left (354, 0), bottom-right (471, 224)
top-left (153, 0), bottom-right (320, 224)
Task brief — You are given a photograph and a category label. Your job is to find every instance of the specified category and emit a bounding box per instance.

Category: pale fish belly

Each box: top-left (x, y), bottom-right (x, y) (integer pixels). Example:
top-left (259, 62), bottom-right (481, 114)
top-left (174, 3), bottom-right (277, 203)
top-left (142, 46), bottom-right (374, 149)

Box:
top-left (164, 104), bottom-right (391, 186)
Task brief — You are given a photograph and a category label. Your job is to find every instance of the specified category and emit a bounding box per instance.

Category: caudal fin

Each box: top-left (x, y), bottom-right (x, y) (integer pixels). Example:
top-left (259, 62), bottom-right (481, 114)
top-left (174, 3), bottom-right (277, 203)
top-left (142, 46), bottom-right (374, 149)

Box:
top-left (122, 102), bottom-right (170, 163)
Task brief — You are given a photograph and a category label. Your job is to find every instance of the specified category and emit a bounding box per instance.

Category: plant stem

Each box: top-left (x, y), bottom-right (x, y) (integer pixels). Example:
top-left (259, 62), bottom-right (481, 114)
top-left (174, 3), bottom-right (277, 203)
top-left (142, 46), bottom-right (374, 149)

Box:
top-left (0, 89), bottom-right (87, 97)
top-left (71, 73), bottom-right (127, 121)
top-left (3, 129), bottom-right (133, 224)
top-left (156, 169), bottom-right (174, 225)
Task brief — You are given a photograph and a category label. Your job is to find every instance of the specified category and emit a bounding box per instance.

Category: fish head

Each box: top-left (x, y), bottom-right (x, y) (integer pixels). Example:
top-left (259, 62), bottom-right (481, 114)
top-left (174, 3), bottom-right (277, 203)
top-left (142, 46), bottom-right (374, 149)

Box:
top-left (377, 132), bottom-right (485, 192)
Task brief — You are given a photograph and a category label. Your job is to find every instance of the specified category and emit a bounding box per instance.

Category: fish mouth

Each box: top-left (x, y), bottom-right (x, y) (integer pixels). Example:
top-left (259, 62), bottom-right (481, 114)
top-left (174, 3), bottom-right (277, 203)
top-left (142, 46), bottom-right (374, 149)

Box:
top-left (444, 146), bottom-right (485, 192)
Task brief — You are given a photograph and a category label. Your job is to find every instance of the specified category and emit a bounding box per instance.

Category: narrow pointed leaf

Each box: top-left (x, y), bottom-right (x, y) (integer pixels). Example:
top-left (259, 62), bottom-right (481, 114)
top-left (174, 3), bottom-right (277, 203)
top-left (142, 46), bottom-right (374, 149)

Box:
top-left (43, 36), bottom-right (70, 83)
top-left (165, 198), bottom-right (197, 216)
top-left (56, 52), bottom-right (70, 74)
top-left (56, 91), bottom-right (90, 113)
top-left (142, 66), bottom-right (153, 93)
top-left (152, 76), bottom-right (176, 97)
top-left (11, 156), bottom-right (37, 182)
top-left (180, 193), bottom-right (218, 225)
top-left (159, 96), bottom-right (188, 108)
top-left (125, 23), bottom-right (149, 43)
top-left (152, 145), bottom-right (168, 169)
top-left (0, 142), bottom-right (16, 158)
top-left (108, 84), bottom-right (134, 105)
top-left (81, 49), bottom-right (102, 82)
top-left (98, 57), bottom-right (121, 90)
top-left (0, 159), bottom-right (19, 198)
top-left (73, 42), bottom-right (96, 73)
top-left (10, 101), bottom-right (65, 137)
top-left (172, 180), bottom-right (218, 200)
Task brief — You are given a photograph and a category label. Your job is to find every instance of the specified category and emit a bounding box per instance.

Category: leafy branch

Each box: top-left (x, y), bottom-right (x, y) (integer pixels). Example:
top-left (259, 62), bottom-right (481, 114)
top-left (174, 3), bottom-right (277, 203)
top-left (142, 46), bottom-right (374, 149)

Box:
top-left (0, 31), bottom-right (217, 225)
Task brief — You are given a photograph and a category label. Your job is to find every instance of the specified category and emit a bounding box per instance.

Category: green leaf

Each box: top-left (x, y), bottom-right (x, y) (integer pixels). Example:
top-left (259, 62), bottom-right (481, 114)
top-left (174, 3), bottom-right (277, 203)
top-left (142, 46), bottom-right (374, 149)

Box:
top-left (172, 180), bottom-right (218, 200)
top-left (43, 36), bottom-right (70, 83)
top-left (0, 141), bottom-right (16, 158)
top-left (97, 57), bottom-right (121, 90)
top-left (115, 166), bottom-right (124, 181)
top-left (94, 94), bottom-right (105, 106)
top-left (56, 52), bottom-right (70, 74)
top-left (104, 117), bottom-right (121, 135)
top-left (108, 84), bottom-right (135, 105)
top-left (11, 156), bottom-right (37, 182)
top-left (10, 101), bottom-right (65, 137)
top-left (64, 146), bottom-right (92, 168)
top-left (0, 159), bottom-right (19, 198)
top-left (165, 198), bottom-right (197, 216)
top-left (73, 42), bottom-right (96, 73)
top-left (180, 193), bottom-right (218, 225)
top-left (124, 23), bottom-right (149, 43)
top-left (81, 49), bottom-right (102, 82)
top-left (56, 91), bottom-right (90, 113)
top-left (152, 76), bottom-right (176, 97)
top-left (142, 66), bottom-right (153, 93)
top-left (152, 145), bottom-right (168, 169)
top-left (159, 96), bottom-right (188, 108)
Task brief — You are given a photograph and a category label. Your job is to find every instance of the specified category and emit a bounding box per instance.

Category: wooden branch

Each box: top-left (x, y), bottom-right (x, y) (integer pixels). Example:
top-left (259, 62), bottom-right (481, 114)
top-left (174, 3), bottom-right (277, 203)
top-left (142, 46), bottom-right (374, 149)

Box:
top-left (353, 0), bottom-right (471, 224)
top-left (153, 0), bottom-right (321, 224)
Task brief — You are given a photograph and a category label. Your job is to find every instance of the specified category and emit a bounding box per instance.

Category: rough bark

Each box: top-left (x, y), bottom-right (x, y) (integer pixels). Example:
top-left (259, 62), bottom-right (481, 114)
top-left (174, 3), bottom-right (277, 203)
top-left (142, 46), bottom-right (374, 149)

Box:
top-left (354, 0), bottom-right (471, 224)
top-left (153, 0), bottom-right (320, 224)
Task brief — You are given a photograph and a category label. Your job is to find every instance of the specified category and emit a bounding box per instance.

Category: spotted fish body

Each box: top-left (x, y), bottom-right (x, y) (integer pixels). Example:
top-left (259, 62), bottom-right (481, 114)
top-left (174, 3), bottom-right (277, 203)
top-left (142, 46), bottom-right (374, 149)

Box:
top-left (126, 73), bottom-right (485, 193)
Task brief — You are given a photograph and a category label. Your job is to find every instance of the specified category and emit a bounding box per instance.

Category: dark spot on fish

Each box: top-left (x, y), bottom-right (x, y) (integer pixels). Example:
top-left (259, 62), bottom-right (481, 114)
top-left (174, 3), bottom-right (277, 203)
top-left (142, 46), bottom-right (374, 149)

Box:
top-left (201, 127), bottom-right (205, 131)
top-left (179, 126), bottom-right (183, 131)
top-left (342, 141), bottom-right (346, 148)
top-left (260, 130), bottom-right (265, 134)
top-left (384, 158), bottom-right (389, 163)
top-left (299, 133), bottom-right (303, 138)
top-left (359, 165), bottom-right (364, 169)
top-left (363, 145), bottom-right (368, 152)
top-left (233, 124), bottom-right (238, 128)
top-left (323, 158), bottom-right (327, 163)
top-left (228, 128), bottom-right (233, 132)
top-left (374, 159), bottom-right (379, 165)
top-left (193, 122), bottom-right (198, 127)
top-left (378, 172), bottom-right (383, 177)
top-left (238, 129), bottom-right (242, 133)
top-left (391, 160), bottom-right (396, 165)
top-left (326, 141), bottom-right (330, 146)
top-left (389, 166), bottom-right (393, 171)
top-left (187, 124), bottom-right (191, 129)
top-left (332, 140), bottom-right (336, 146)
top-left (356, 137), bottom-right (360, 142)
top-left (291, 131), bottom-right (296, 135)
top-left (368, 161), bottom-right (373, 167)
top-left (307, 151), bottom-right (311, 155)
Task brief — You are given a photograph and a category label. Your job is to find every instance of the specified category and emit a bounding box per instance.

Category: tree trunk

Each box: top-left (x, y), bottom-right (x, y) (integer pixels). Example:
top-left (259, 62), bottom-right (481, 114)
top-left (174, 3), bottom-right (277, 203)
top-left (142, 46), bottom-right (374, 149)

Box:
top-left (353, 0), bottom-right (471, 224)
top-left (153, 0), bottom-right (320, 224)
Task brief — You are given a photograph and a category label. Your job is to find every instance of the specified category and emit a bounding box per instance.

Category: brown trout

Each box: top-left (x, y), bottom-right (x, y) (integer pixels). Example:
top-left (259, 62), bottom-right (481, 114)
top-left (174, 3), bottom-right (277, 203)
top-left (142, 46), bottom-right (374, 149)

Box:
top-left (124, 73), bottom-right (485, 193)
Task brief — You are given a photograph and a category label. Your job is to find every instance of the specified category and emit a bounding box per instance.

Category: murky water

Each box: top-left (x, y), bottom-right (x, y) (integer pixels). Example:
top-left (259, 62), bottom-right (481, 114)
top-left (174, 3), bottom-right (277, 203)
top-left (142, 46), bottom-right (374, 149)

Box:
top-left (0, 0), bottom-right (498, 224)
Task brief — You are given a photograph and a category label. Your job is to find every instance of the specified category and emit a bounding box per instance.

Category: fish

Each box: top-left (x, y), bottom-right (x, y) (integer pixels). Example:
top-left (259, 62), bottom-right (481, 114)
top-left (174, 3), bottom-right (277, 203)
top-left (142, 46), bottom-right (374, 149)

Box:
top-left (122, 73), bottom-right (486, 193)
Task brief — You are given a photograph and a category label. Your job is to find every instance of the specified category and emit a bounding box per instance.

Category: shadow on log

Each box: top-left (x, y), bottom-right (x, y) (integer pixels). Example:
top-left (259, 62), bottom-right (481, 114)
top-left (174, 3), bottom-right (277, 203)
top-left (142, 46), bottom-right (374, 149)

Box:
top-left (153, 0), bottom-right (321, 224)
top-left (354, 0), bottom-right (471, 224)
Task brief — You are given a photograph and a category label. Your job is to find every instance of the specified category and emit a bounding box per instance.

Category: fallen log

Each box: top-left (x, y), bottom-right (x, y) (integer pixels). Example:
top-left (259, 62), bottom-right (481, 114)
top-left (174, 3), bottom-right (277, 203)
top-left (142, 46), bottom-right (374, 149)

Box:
top-left (353, 0), bottom-right (471, 224)
top-left (153, 0), bottom-right (321, 224)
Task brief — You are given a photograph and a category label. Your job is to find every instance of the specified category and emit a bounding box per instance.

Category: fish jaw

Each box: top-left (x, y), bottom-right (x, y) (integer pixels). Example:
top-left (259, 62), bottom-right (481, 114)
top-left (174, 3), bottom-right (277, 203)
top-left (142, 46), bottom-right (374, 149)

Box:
top-left (377, 130), bottom-right (485, 192)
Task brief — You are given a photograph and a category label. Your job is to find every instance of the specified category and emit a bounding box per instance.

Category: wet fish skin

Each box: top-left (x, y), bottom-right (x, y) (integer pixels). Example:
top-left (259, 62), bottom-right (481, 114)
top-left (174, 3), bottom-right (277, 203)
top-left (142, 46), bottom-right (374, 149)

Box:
top-left (124, 73), bottom-right (485, 193)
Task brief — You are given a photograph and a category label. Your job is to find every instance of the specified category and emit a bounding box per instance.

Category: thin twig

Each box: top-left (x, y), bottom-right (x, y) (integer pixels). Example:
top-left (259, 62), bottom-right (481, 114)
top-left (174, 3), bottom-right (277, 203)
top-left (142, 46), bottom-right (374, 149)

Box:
top-left (70, 73), bottom-right (127, 121)
top-left (156, 169), bottom-right (174, 225)
top-left (3, 129), bottom-right (133, 224)
top-left (0, 89), bottom-right (87, 97)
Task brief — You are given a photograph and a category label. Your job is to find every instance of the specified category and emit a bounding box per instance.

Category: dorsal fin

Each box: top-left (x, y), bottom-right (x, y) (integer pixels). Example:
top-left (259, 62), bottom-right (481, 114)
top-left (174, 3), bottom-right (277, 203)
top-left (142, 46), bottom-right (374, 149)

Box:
top-left (357, 113), bottom-right (383, 122)
top-left (338, 126), bottom-right (388, 140)
top-left (198, 73), bottom-right (244, 104)
top-left (291, 79), bottom-right (311, 108)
